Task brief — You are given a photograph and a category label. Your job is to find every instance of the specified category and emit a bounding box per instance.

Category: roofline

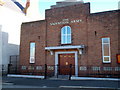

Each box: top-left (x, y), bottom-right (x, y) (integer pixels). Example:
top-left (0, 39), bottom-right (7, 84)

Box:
top-left (21, 9), bottom-right (120, 24)
top-left (22, 19), bottom-right (45, 24)
top-left (46, 2), bottom-right (90, 11)
top-left (90, 9), bottom-right (120, 16)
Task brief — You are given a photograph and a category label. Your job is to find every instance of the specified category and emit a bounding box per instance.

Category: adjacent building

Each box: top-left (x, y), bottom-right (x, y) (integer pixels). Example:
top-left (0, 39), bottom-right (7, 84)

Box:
top-left (20, 1), bottom-right (120, 77)
top-left (0, 0), bottom-right (23, 74)
top-left (0, 0), bottom-right (39, 74)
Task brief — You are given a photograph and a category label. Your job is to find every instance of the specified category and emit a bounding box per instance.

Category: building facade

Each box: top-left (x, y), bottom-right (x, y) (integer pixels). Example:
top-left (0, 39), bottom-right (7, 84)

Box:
top-left (20, 1), bottom-right (120, 77)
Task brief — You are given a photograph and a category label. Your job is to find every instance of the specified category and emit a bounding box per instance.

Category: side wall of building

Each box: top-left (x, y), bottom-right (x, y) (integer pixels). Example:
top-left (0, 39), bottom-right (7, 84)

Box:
top-left (87, 10), bottom-right (120, 67)
top-left (20, 20), bottom-right (46, 68)
top-left (1, 30), bottom-right (9, 74)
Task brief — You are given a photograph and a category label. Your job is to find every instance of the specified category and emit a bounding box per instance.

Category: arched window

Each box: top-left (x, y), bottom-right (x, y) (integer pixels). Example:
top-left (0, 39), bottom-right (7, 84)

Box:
top-left (61, 26), bottom-right (71, 44)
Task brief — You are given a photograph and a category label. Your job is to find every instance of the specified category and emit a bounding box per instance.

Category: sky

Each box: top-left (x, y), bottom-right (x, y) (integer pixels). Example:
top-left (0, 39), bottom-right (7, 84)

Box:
top-left (38, 0), bottom-right (119, 20)
top-left (1, 0), bottom-right (119, 21)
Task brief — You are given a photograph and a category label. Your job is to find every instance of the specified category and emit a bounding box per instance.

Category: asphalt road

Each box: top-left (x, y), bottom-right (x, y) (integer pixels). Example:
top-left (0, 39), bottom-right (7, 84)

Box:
top-left (2, 76), bottom-right (120, 90)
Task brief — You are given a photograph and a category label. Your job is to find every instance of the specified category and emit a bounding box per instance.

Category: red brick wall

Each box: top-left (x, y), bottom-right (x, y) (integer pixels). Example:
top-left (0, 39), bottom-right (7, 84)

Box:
top-left (45, 3), bottom-right (90, 19)
top-left (45, 3), bottom-right (90, 65)
top-left (87, 10), bottom-right (119, 66)
top-left (19, 2), bottom-right (120, 76)
top-left (20, 20), bottom-right (46, 66)
top-left (118, 11), bottom-right (120, 54)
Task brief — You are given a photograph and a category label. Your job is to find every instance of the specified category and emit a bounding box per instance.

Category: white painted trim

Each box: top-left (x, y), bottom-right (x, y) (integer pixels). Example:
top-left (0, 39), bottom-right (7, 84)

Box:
top-left (45, 45), bottom-right (85, 50)
top-left (29, 42), bottom-right (36, 64)
top-left (55, 51), bottom-right (78, 76)
top-left (102, 38), bottom-right (111, 63)
top-left (71, 76), bottom-right (120, 81)
top-left (7, 74), bottom-right (44, 79)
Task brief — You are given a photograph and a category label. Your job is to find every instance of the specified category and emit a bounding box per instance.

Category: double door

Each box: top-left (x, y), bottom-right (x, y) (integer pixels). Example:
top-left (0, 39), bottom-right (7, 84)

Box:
top-left (58, 53), bottom-right (75, 75)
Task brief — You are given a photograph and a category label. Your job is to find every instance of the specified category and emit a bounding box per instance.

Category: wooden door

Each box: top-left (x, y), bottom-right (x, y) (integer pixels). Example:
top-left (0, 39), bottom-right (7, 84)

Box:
top-left (58, 53), bottom-right (75, 75)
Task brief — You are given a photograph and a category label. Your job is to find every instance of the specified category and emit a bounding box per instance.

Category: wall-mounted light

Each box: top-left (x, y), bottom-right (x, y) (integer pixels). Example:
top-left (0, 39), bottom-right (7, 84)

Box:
top-left (48, 49), bottom-right (53, 55)
top-left (77, 48), bottom-right (83, 55)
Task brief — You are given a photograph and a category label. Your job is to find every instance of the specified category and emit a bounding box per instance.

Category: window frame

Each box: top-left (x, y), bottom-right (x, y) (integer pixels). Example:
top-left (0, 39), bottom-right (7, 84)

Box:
top-left (29, 42), bottom-right (36, 64)
top-left (61, 26), bottom-right (72, 44)
top-left (102, 37), bottom-right (111, 63)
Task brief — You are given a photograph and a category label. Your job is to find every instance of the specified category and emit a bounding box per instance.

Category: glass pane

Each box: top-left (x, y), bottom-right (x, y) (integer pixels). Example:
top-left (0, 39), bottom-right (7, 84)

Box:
top-left (104, 57), bottom-right (110, 61)
top-left (30, 43), bottom-right (35, 56)
top-left (30, 42), bottom-right (35, 63)
top-left (102, 38), bottom-right (109, 43)
top-left (30, 48), bottom-right (34, 56)
top-left (103, 44), bottom-right (109, 56)
top-left (67, 35), bottom-right (71, 43)
top-left (67, 26), bottom-right (71, 34)
top-left (62, 35), bottom-right (66, 44)
top-left (30, 43), bottom-right (35, 48)
top-left (61, 26), bottom-right (72, 44)
top-left (62, 27), bottom-right (66, 34)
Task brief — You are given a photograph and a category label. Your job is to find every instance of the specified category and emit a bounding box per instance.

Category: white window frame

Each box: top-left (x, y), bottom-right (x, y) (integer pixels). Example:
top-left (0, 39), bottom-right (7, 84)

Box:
top-left (102, 38), bottom-right (111, 63)
top-left (61, 26), bottom-right (71, 44)
top-left (30, 42), bottom-right (36, 64)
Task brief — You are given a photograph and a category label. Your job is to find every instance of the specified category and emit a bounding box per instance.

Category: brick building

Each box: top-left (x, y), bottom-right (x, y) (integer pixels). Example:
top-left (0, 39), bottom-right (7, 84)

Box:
top-left (19, 1), bottom-right (120, 77)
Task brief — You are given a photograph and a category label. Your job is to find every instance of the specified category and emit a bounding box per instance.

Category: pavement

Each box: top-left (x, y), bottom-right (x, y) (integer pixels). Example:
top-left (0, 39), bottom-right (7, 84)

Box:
top-left (1, 75), bottom-right (120, 90)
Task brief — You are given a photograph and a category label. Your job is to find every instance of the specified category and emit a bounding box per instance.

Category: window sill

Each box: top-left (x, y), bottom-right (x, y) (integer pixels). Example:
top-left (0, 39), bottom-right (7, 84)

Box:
top-left (61, 43), bottom-right (72, 46)
top-left (102, 62), bottom-right (111, 64)
top-left (29, 63), bottom-right (35, 64)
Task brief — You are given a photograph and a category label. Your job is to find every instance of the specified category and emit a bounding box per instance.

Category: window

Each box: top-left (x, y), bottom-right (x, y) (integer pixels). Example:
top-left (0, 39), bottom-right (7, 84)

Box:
top-left (102, 38), bottom-right (111, 63)
top-left (61, 26), bottom-right (71, 44)
top-left (30, 42), bottom-right (35, 63)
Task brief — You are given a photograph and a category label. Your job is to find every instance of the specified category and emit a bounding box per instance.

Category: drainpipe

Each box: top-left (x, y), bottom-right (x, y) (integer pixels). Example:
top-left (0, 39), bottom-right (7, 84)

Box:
top-left (45, 19), bottom-right (48, 65)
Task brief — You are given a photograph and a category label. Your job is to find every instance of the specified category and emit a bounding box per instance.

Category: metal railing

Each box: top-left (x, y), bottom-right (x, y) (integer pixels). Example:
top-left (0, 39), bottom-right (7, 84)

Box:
top-left (8, 64), bottom-right (120, 79)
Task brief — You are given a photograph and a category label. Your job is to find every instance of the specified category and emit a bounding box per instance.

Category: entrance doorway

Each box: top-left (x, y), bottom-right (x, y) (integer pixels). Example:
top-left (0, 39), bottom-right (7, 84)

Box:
top-left (58, 54), bottom-right (75, 75)
top-left (55, 51), bottom-right (78, 76)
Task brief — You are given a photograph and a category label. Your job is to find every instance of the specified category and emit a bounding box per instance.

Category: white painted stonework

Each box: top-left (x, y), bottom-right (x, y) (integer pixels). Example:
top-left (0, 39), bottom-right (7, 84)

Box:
top-left (7, 74), bottom-right (45, 79)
